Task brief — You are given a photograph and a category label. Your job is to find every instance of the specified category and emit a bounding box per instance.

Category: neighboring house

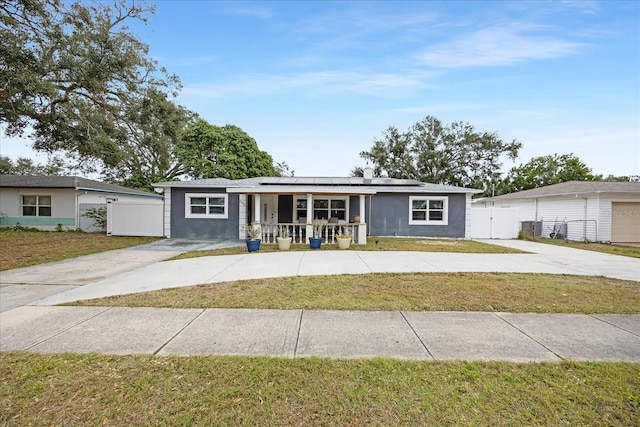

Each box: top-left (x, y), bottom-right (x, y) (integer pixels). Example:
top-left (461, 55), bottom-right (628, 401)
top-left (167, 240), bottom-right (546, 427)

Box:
top-left (473, 181), bottom-right (640, 243)
top-left (0, 175), bottom-right (163, 232)
top-left (153, 170), bottom-right (482, 244)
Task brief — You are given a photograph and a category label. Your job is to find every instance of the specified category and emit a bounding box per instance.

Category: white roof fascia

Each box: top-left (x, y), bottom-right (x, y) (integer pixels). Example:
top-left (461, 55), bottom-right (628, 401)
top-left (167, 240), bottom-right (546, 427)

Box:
top-left (226, 186), bottom-right (378, 195)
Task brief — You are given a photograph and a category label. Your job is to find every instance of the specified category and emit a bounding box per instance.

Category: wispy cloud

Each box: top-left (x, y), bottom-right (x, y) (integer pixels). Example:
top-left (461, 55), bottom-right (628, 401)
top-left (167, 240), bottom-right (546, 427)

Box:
top-left (416, 23), bottom-right (586, 68)
top-left (182, 70), bottom-right (438, 98)
top-left (229, 5), bottom-right (273, 19)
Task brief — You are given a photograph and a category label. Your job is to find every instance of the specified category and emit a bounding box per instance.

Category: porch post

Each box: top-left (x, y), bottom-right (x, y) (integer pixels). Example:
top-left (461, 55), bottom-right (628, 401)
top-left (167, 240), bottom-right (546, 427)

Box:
top-left (253, 194), bottom-right (261, 223)
top-left (358, 194), bottom-right (367, 244)
top-left (306, 193), bottom-right (313, 242)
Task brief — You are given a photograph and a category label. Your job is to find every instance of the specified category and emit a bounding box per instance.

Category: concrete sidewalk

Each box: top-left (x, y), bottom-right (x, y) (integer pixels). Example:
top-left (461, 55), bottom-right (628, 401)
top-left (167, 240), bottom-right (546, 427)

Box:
top-left (2, 306), bottom-right (639, 362)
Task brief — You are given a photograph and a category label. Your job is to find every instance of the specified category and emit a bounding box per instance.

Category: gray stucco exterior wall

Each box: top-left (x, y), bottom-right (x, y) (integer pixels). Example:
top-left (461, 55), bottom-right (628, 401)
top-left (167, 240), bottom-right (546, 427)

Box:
top-left (170, 187), bottom-right (239, 239)
top-left (369, 193), bottom-right (466, 238)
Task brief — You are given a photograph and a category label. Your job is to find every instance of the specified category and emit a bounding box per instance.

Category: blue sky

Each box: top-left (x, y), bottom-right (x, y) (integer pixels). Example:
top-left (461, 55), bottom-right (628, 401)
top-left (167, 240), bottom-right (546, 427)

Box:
top-left (2, 0), bottom-right (639, 178)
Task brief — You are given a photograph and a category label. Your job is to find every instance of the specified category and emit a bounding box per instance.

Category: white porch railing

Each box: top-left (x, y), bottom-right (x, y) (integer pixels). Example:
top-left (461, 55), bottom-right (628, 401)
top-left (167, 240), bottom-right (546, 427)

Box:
top-left (259, 223), bottom-right (360, 244)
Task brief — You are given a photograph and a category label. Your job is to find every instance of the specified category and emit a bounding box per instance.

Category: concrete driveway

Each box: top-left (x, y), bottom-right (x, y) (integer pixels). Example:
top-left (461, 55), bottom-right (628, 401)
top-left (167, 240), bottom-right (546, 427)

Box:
top-left (1, 239), bottom-right (639, 362)
top-left (1, 238), bottom-right (638, 311)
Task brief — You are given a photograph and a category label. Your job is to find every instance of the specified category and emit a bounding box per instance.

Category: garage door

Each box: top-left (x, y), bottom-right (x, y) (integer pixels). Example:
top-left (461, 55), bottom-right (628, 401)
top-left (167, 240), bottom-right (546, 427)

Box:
top-left (611, 202), bottom-right (640, 243)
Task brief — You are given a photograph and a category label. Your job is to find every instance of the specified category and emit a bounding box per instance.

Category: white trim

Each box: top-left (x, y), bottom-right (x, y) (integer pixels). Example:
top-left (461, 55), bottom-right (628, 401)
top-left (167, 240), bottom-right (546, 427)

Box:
top-left (295, 195), bottom-right (349, 222)
top-left (185, 193), bottom-right (229, 219)
top-left (409, 196), bottom-right (448, 225)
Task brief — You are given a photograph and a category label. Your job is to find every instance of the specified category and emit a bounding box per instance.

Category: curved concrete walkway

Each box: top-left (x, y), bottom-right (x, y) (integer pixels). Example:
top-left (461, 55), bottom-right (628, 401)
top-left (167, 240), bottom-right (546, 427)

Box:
top-left (1, 239), bottom-right (639, 362)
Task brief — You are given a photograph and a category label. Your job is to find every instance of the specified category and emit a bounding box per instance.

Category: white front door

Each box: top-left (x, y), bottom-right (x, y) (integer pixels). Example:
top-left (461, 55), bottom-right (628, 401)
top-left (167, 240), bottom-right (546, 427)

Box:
top-left (261, 195), bottom-right (278, 224)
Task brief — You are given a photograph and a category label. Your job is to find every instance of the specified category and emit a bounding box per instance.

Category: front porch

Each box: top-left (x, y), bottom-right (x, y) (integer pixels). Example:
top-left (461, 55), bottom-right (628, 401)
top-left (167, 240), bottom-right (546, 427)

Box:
top-left (257, 221), bottom-right (364, 244)
top-left (228, 189), bottom-right (375, 245)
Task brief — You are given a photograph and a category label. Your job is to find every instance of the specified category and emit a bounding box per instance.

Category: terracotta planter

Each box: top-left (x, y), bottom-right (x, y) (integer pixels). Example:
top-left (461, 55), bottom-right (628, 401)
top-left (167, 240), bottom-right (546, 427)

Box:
top-left (352, 215), bottom-right (360, 223)
top-left (277, 236), bottom-right (292, 250)
top-left (336, 237), bottom-right (351, 250)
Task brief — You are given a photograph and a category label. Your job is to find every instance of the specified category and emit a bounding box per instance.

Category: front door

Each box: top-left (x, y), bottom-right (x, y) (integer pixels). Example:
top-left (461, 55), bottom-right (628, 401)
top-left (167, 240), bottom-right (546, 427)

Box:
top-left (261, 195), bottom-right (278, 224)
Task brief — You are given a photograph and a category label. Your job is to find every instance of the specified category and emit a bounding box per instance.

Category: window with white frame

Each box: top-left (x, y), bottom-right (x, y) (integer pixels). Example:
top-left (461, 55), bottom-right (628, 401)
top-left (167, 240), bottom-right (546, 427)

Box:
top-left (22, 195), bottom-right (52, 217)
top-left (296, 196), bottom-right (348, 221)
top-left (185, 193), bottom-right (228, 219)
top-left (409, 196), bottom-right (448, 225)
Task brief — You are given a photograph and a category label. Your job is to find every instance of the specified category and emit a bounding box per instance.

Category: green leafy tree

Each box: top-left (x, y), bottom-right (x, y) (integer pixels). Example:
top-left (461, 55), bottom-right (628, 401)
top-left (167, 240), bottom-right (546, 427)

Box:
top-left (602, 174), bottom-right (640, 182)
top-left (0, 0), bottom-right (179, 172)
top-left (0, 155), bottom-right (66, 175)
top-left (275, 161), bottom-right (295, 177)
top-left (358, 116), bottom-right (521, 189)
top-left (500, 153), bottom-right (602, 193)
top-left (101, 88), bottom-right (197, 190)
top-left (177, 119), bottom-right (277, 179)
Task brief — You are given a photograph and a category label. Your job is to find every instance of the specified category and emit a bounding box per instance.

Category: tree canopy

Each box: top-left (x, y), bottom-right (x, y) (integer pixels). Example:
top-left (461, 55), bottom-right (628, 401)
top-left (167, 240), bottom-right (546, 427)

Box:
top-left (1, 0), bottom-right (180, 161)
top-left (358, 115), bottom-right (521, 189)
top-left (0, 155), bottom-right (65, 176)
top-left (177, 119), bottom-right (277, 180)
top-left (1, 0), bottom-right (287, 189)
top-left (499, 153), bottom-right (602, 194)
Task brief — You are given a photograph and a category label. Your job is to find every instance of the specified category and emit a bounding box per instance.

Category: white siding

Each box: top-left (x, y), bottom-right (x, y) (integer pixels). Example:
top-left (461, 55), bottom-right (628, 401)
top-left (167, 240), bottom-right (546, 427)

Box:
top-left (77, 192), bottom-right (157, 204)
top-left (163, 189), bottom-right (171, 238)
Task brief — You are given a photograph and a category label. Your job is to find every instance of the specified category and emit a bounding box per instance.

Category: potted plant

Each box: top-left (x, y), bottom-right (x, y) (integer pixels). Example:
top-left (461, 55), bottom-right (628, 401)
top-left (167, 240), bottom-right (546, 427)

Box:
top-left (242, 223), bottom-right (261, 252)
top-left (309, 219), bottom-right (324, 250)
top-left (336, 228), bottom-right (352, 250)
top-left (277, 225), bottom-right (292, 250)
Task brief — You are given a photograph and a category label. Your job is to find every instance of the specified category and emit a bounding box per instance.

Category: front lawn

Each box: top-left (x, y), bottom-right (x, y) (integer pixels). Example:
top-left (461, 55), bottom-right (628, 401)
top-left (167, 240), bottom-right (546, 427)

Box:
top-left (170, 237), bottom-right (525, 260)
top-left (1, 353), bottom-right (638, 426)
top-left (67, 272), bottom-right (640, 314)
top-left (0, 229), bottom-right (159, 271)
top-left (532, 237), bottom-right (640, 259)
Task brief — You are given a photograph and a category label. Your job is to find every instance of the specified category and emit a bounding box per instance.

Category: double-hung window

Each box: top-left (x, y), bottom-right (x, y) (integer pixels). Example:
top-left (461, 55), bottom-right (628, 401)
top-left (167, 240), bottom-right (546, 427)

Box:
top-left (22, 195), bottom-right (52, 217)
top-left (409, 196), bottom-right (448, 225)
top-left (185, 193), bottom-right (228, 219)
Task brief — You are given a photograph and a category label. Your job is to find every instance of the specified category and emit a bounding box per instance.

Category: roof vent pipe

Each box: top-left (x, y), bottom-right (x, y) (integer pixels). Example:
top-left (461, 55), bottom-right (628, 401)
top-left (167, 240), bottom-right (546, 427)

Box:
top-left (363, 167), bottom-right (373, 180)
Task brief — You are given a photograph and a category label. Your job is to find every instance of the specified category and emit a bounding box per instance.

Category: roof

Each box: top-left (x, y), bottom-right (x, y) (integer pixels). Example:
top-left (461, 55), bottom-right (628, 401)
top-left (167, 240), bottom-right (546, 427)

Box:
top-left (479, 181), bottom-right (640, 202)
top-left (153, 176), bottom-right (481, 195)
top-left (0, 175), bottom-right (162, 198)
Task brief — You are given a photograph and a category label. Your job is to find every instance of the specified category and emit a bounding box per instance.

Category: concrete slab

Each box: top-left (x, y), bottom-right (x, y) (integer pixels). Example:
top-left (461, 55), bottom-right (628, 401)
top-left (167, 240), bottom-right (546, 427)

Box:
top-left (29, 307), bottom-right (202, 355)
top-left (0, 284), bottom-right (77, 313)
top-left (478, 240), bottom-right (640, 282)
top-left (497, 313), bottom-right (640, 362)
top-left (34, 255), bottom-right (246, 305)
top-left (403, 311), bottom-right (558, 362)
top-left (207, 252), bottom-right (304, 282)
top-left (590, 314), bottom-right (640, 336)
top-left (159, 308), bottom-right (301, 357)
top-left (297, 251), bottom-right (372, 276)
top-left (296, 310), bottom-right (430, 360)
top-left (0, 249), bottom-right (184, 286)
top-left (0, 305), bottom-right (110, 351)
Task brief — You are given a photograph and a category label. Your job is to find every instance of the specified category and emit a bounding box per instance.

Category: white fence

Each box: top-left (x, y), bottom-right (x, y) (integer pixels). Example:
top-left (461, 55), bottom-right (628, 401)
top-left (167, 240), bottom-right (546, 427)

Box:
top-left (106, 201), bottom-right (164, 237)
top-left (522, 219), bottom-right (598, 242)
top-left (469, 207), bottom-right (520, 239)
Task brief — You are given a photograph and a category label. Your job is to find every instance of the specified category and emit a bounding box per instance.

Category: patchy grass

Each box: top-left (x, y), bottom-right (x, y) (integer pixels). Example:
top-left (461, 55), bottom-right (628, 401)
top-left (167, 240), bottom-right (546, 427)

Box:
top-left (1, 353), bottom-right (638, 426)
top-left (533, 238), bottom-right (640, 259)
top-left (68, 272), bottom-right (640, 314)
top-left (170, 237), bottom-right (524, 260)
top-left (0, 229), bottom-right (159, 271)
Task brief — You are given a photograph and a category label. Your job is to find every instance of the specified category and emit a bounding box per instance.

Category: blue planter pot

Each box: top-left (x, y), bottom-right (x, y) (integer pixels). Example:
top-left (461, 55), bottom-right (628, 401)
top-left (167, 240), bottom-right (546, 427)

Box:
top-left (246, 239), bottom-right (261, 252)
top-left (309, 237), bottom-right (322, 250)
